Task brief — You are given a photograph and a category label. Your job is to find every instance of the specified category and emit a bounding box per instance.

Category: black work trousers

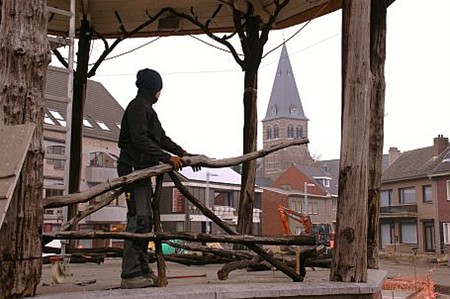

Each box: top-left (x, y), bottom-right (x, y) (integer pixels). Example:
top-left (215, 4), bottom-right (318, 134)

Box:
top-left (117, 163), bottom-right (154, 279)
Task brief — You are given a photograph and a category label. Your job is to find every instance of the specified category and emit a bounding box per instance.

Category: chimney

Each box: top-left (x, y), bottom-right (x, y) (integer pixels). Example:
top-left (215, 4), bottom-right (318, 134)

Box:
top-left (433, 134), bottom-right (449, 156)
top-left (389, 147), bottom-right (401, 165)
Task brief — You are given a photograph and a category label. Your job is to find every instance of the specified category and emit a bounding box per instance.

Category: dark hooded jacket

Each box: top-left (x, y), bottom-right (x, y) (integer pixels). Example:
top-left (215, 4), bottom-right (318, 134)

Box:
top-left (118, 89), bottom-right (185, 169)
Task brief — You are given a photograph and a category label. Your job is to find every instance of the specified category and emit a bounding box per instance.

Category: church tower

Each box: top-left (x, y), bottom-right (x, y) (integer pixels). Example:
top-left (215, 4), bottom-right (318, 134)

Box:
top-left (261, 44), bottom-right (314, 180)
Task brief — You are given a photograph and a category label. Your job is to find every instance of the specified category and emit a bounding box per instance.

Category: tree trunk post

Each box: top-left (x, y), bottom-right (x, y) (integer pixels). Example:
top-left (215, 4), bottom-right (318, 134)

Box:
top-left (152, 175), bottom-right (168, 287)
top-left (237, 15), bottom-right (261, 237)
top-left (0, 1), bottom-right (50, 297)
top-left (330, 0), bottom-right (373, 282)
top-left (367, 0), bottom-right (387, 269)
top-left (67, 18), bottom-right (92, 237)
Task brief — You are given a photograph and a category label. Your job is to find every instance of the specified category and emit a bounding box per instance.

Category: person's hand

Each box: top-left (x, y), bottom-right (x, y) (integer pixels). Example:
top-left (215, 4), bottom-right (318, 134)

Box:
top-left (169, 156), bottom-right (183, 171)
top-left (182, 152), bottom-right (201, 172)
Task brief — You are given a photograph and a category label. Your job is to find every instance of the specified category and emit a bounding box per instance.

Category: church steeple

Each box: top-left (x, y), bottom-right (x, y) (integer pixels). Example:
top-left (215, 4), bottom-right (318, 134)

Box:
top-left (262, 44), bottom-right (308, 122)
top-left (260, 44), bottom-right (314, 180)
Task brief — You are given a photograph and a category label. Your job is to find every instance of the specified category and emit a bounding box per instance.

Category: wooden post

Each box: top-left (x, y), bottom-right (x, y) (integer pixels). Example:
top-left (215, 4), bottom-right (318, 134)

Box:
top-left (152, 175), bottom-right (168, 287)
top-left (0, 0), bottom-right (50, 297)
top-left (367, 0), bottom-right (388, 269)
top-left (330, 0), bottom-right (373, 283)
top-left (236, 15), bottom-right (261, 237)
top-left (67, 19), bottom-right (92, 240)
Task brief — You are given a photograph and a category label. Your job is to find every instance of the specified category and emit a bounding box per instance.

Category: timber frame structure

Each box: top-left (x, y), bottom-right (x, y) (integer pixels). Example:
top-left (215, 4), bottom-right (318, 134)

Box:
top-left (44, 139), bottom-right (318, 284)
top-left (1, 0), bottom-right (395, 297)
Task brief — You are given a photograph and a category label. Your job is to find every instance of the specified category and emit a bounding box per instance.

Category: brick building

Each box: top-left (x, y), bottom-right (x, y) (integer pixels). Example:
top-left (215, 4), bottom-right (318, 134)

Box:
top-left (381, 135), bottom-right (450, 254)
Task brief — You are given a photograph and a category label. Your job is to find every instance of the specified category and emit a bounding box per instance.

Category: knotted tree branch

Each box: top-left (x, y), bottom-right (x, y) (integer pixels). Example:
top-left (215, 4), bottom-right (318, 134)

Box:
top-left (43, 138), bottom-right (308, 209)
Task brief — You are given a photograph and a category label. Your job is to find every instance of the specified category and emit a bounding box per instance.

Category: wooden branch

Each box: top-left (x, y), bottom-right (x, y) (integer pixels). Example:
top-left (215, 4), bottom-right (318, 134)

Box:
top-left (166, 241), bottom-right (254, 260)
top-left (43, 138), bottom-right (308, 209)
top-left (43, 231), bottom-right (315, 245)
top-left (161, 254), bottom-right (231, 266)
top-left (152, 175), bottom-right (168, 287)
top-left (260, 0), bottom-right (290, 44)
top-left (60, 188), bottom-right (124, 231)
top-left (166, 7), bottom-right (244, 68)
top-left (88, 7), bottom-right (172, 77)
top-left (218, 256), bottom-right (260, 280)
top-left (168, 172), bottom-right (305, 281)
top-left (51, 48), bottom-right (69, 68)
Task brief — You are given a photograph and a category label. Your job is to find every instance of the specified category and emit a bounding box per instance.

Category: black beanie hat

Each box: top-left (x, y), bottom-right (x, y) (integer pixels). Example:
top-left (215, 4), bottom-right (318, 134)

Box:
top-left (135, 68), bottom-right (163, 94)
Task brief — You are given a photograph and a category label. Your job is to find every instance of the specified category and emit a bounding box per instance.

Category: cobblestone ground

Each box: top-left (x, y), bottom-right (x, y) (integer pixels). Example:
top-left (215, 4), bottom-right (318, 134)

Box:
top-left (35, 255), bottom-right (450, 298)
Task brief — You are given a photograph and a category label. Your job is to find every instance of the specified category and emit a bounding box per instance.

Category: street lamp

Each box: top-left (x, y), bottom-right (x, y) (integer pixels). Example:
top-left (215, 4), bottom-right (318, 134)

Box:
top-left (205, 171), bottom-right (218, 234)
top-left (304, 182), bottom-right (315, 215)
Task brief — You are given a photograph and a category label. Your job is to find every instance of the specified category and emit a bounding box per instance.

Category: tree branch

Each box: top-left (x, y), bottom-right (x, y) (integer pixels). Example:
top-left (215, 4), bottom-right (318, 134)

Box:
top-left (166, 7), bottom-right (244, 68)
top-left (43, 138), bottom-right (308, 209)
top-left (88, 7), bottom-right (172, 77)
top-left (44, 230), bottom-right (316, 246)
top-left (60, 188), bottom-right (124, 231)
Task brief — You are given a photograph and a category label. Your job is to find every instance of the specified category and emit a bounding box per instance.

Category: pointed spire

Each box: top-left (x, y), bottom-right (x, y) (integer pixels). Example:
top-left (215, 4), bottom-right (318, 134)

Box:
top-left (262, 44), bottom-right (308, 122)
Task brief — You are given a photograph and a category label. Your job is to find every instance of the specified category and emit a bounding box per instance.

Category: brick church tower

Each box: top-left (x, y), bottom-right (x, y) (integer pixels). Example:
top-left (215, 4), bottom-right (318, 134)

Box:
top-left (260, 44), bottom-right (314, 181)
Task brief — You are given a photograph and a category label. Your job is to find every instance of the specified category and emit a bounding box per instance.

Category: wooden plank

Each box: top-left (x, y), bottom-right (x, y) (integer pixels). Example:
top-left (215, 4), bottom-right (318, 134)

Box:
top-left (0, 124), bottom-right (36, 228)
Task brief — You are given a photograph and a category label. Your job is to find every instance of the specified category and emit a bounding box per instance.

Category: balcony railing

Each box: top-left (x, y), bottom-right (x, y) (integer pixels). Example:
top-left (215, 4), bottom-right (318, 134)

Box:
top-left (85, 166), bottom-right (117, 183)
top-left (380, 204), bottom-right (418, 217)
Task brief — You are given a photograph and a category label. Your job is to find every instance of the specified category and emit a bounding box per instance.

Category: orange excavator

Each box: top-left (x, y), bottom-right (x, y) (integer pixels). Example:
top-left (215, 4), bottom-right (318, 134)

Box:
top-left (277, 204), bottom-right (312, 237)
top-left (277, 204), bottom-right (333, 247)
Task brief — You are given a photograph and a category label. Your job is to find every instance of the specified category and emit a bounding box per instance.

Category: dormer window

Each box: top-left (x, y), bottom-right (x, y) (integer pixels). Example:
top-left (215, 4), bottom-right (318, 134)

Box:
top-left (290, 105), bottom-right (298, 116)
top-left (271, 105), bottom-right (277, 116)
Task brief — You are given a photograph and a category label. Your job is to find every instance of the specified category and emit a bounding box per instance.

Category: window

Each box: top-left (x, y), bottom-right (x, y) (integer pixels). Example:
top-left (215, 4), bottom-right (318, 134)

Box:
top-left (380, 190), bottom-right (393, 207)
top-left (315, 178), bottom-right (330, 188)
top-left (266, 126), bottom-right (272, 140)
top-left (273, 125), bottom-right (279, 139)
top-left (96, 121), bottom-right (110, 131)
top-left (296, 127), bottom-right (303, 138)
top-left (332, 198), bottom-right (337, 211)
top-left (44, 114), bottom-right (55, 125)
top-left (270, 105), bottom-right (277, 116)
top-left (48, 109), bottom-right (66, 127)
top-left (308, 202), bottom-right (318, 215)
top-left (44, 188), bottom-right (64, 198)
top-left (287, 125), bottom-right (294, 138)
top-left (289, 105), bottom-right (298, 116)
top-left (89, 152), bottom-right (116, 168)
top-left (280, 184), bottom-right (291, 190)
top-left (399, 187), bottom-right (416, 204)
top-left (422, 185), bottom-right (432, 203)
top-left (400, 221), bottom-right (417, 244)
top-left (443, 223), bottom-right (450, 244)
top-left (46, 145), bottom-right (65, 170)
top-left (83, 118), bottom-right (93, 128)
top-left (447, 180), bottom-right (450, 201)
top-left (46, 145), bottom-right (65, 155)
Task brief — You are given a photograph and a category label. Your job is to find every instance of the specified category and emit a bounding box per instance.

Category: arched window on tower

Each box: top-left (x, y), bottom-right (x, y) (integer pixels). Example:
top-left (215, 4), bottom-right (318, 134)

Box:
top-left (287, 124), bottom-right (294, 138)
top-left (274, 125), bottom-right (279, 139)
top-left (296, 127), bottom-right (303, 138)
top-left (266, 126), bottom-right (272, 140)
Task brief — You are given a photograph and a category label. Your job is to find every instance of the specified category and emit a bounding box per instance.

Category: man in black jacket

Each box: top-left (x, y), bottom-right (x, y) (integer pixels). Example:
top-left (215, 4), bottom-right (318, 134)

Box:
top-left (117, 68), bottom-right (198, 289)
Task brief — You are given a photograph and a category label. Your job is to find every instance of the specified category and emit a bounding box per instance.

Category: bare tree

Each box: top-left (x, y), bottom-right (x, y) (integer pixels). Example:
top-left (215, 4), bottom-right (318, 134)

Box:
top-left (0, 0), bottom-right (50, 297)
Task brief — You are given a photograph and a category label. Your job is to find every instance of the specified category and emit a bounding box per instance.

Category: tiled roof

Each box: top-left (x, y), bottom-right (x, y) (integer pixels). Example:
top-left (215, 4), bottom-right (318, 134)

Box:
top-left (382, 146), bottom-right (450, 182)
top-left (294, 163), bottom-right (338, 196)
top-left (44, 66), bottom-right (124, 142)
top-left (431, 147), bottom-right (450, 175)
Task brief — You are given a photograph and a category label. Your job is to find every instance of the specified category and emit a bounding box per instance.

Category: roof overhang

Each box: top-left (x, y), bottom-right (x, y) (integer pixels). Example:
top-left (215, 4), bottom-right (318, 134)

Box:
top-left (47, 0), bottom-right (342, 39)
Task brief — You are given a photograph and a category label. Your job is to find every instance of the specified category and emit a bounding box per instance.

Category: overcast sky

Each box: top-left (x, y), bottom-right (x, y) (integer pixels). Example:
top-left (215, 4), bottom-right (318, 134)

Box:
top-left (64, 0), bottom-right (449, 160)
